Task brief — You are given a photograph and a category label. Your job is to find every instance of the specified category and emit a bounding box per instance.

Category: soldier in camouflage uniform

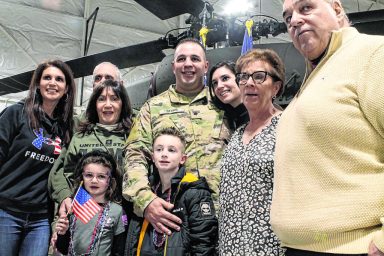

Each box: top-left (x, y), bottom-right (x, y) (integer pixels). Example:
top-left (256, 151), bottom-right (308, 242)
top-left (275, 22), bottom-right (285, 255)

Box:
top-left (123, 38), bottom-right (230, 236)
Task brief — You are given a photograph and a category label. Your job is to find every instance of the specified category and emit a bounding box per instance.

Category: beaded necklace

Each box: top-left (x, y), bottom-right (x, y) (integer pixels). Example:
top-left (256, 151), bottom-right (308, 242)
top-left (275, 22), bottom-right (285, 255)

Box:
top-left (68, 201), bottom-right (111, 256)
top-left (152, 182), bottom-right (171, 248)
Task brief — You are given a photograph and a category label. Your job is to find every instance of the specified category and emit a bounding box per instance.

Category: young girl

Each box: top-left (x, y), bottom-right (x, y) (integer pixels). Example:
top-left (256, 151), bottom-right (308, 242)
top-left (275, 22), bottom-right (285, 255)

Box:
top-left (55, 150), bottom-right (127, 256)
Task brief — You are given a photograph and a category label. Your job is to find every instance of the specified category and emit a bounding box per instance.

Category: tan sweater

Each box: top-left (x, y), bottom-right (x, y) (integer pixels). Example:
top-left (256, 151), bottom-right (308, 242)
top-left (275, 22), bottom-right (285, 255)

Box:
top-left (271, 27), bottom-right (384, 253)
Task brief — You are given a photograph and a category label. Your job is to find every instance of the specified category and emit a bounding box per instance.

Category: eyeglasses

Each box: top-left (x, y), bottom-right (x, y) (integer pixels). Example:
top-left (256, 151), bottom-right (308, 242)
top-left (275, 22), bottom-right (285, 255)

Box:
top-left (235, 71), bottom-right (277, 86)
top-left (82, 172), bottom-right (110, 182)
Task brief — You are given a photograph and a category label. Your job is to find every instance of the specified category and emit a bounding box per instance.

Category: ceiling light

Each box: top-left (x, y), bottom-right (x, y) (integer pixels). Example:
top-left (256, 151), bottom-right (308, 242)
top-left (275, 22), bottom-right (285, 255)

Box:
top-left (223, 0), bottom-right (253, 16)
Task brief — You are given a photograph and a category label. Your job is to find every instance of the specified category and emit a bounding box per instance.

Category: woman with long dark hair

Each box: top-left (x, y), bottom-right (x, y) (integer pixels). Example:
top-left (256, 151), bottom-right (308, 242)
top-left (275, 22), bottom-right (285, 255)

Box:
top-left (49, 79), bottom-right (132, 219)
top-left (208, 61), bottom-right (249, 130)
top-left (0, 59), bottom-right (76, 255)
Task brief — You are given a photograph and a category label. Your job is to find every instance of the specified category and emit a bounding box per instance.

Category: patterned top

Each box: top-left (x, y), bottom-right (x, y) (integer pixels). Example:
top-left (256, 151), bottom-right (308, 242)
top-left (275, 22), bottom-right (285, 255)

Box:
top-left (219, 114), bottom-right (284, 256)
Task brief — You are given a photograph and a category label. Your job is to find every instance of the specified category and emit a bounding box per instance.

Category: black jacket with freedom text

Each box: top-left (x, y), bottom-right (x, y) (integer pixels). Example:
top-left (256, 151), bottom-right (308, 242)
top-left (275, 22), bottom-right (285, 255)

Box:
top-left (0, 102), bottom-right (65, 213)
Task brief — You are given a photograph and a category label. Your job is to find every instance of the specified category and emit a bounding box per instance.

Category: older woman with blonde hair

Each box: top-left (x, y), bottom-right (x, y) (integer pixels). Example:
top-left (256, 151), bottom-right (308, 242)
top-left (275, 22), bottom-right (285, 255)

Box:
top-left (219, 48), bottom-right (285, 255)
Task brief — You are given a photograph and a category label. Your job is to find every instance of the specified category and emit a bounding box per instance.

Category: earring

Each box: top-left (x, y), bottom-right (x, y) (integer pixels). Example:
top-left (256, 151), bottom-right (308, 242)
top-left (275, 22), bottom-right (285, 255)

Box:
top-left (272, 95), bottom-right (276, 100)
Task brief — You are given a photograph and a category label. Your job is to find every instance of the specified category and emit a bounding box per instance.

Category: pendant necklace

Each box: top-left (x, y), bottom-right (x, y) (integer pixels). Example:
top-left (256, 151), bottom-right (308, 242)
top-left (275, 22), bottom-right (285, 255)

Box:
top-left (68, 201), bottom-right (111, 256)
top-left (152, 182), bottom-right (171, 248)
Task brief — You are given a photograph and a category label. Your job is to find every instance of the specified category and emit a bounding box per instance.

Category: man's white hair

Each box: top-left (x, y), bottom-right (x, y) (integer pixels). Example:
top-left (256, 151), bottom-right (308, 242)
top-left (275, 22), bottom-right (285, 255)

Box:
top-left (92, 62), bottom-right (123, 82)
top-left (326, 0), bottom-right (350, 26)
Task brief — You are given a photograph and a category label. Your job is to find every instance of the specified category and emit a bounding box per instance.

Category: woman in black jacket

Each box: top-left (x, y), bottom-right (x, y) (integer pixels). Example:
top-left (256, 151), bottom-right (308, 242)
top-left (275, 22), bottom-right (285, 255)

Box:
top-left (0, 59), bottom-right (76, 256)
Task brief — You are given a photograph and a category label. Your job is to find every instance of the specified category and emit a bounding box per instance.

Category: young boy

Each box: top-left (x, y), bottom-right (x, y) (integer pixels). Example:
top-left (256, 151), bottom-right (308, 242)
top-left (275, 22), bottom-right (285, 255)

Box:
top-left (125, 127), bottom-right (218, 256)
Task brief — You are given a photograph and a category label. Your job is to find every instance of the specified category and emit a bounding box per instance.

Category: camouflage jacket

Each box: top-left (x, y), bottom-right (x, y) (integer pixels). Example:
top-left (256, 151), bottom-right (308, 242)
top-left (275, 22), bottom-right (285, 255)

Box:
top-left (123, 85), bottom-right (231, 216)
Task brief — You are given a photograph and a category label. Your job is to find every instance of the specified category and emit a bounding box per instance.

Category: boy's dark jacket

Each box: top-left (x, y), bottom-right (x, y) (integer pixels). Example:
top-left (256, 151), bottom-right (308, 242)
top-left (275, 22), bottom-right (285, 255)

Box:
top-left (125, 167), bottom-right (218, 256)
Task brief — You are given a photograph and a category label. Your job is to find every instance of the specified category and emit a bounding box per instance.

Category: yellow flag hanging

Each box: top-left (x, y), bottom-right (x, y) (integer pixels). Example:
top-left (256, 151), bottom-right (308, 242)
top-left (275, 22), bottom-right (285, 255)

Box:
top-left (246, 19), bottom-right (253, 36)
top-left (199, 26), bottom-right (209, 48)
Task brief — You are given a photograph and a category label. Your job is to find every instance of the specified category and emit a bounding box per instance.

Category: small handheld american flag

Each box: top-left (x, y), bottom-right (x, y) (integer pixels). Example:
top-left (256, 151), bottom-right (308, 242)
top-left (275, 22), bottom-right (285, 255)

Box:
top-left (72, 186), bottom-right (101, 224)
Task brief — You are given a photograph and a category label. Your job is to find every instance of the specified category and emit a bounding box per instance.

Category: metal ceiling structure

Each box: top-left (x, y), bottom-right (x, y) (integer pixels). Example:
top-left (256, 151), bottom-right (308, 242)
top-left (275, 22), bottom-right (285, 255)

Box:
top-left (0, 0), bottom-right (384, 110)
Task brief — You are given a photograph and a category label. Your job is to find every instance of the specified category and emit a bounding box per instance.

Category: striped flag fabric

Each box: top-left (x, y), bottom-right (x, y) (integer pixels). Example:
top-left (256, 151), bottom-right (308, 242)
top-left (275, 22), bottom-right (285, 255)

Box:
top-left (73, 186), bottom-right (101, 224)
top-left (46, 136), bottom-right (62, 155)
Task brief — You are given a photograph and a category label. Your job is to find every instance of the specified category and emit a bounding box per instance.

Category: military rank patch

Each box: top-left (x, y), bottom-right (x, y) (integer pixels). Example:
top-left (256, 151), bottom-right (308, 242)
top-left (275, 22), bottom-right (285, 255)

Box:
top-left (200, 202), bottom-right (212, 216)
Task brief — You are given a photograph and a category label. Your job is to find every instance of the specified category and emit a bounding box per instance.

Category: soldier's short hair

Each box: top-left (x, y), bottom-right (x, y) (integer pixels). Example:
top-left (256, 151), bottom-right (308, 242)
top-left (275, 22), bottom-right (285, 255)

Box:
top-left (153, 127), bottom-right (186, 149)
top-left (175, 38), bottom-right (206, 54)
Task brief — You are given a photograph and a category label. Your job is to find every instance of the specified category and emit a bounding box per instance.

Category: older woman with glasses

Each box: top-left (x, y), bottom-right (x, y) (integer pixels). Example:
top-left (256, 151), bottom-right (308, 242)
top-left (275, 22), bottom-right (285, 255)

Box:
top-left (219, 49), bottom-right (285, 255)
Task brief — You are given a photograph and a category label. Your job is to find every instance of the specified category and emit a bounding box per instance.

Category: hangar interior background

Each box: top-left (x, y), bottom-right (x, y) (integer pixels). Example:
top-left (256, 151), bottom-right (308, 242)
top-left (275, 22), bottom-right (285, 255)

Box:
top-left (0, 0), bottom-right (383, 111)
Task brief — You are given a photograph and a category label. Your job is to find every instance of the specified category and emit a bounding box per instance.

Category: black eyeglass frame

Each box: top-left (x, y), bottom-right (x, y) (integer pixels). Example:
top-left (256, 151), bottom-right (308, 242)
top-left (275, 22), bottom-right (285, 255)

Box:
top-left (235, 71), bottom-right (279, 86)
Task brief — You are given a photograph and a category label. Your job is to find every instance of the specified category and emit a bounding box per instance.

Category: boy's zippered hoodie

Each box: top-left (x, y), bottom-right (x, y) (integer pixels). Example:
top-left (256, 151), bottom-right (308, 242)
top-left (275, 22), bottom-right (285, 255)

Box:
top-left (125, 167), bottom-right (218, 256)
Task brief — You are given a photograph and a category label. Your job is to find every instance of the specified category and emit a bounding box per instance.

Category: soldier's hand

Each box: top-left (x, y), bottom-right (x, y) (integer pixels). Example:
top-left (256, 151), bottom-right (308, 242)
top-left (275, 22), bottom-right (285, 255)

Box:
top-left (144, 197), bottom-right (181, 235)
top-left (59, 197), bottom-right (72, 216)
top-left (369, 241), bottom-right (384, 256)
